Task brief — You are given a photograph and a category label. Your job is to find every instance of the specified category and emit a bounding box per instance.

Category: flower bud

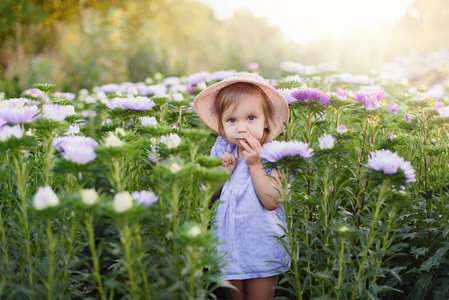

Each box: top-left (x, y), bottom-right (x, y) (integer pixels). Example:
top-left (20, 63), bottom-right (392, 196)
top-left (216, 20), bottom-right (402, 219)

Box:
top-left (33, 186), bottom-right (59, 210)
top-left (187, 225), bottom-right (202, 237)
top-left (170, 163), bottom-right (182, 174)
top-left (336, 124), bottom-right (347, 133)
top-left (197, 82), bottom-right (207, 90)
top-left (164, 133), bottom-right (181, 149)
top-left (104, 132), bottom-right (123, 147)
top-left (172, 93), bottom-right (184, 101)
top-left (113, 192), bottom-right (133, 213)
top-left (318, 133), bottom-right (336, 149)
top-left (80, 189), bottom-right (98, 205)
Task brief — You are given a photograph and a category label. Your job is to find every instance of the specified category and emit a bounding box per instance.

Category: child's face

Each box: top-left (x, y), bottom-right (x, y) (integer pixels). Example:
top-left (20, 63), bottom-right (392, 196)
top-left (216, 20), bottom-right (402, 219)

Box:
top-left (221, 92), bottom-right (268, 148)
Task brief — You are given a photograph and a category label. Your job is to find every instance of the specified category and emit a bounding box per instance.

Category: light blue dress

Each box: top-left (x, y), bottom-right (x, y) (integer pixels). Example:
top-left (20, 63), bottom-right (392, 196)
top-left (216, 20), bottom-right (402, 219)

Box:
top-left (211, 136), bottom-right (290, 280)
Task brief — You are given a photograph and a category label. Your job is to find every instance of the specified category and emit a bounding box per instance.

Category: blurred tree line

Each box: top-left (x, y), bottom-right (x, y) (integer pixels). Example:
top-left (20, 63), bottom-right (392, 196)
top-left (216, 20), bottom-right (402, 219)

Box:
top-left (0, 0), bottom-right (447, 96)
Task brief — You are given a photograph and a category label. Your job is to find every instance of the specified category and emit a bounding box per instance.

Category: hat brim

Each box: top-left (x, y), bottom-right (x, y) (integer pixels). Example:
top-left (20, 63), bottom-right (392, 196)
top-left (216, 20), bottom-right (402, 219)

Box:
top-left (193, 73), bottom-right (289, 139)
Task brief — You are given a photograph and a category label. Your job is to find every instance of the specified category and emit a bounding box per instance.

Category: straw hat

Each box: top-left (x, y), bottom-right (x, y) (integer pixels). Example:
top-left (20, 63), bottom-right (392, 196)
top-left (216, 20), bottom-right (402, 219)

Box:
top-left (193, 72), bottom-right (289, 139)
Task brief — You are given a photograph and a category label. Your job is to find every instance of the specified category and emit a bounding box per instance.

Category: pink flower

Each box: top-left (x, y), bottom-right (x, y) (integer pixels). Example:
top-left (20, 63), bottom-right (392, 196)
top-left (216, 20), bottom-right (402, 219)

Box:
top-left (336, 88), bottom-right (349, 100)
top-left (336, 124), bottom-right (347, 133)
top-left (248, 63), bottom-right (259, 71)
top-left (387, 102), bottom-right (399, 114)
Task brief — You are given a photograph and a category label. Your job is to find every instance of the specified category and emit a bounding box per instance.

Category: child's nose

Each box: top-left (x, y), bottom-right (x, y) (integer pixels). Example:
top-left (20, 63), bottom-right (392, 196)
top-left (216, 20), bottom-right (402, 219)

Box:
top-left (237, 124), bottom-right (247, 132)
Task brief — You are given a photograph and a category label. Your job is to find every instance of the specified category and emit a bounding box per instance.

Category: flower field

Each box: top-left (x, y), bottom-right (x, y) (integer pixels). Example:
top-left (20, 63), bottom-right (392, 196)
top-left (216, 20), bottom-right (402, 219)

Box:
top-left (1, 64), bottom-right (449, 299)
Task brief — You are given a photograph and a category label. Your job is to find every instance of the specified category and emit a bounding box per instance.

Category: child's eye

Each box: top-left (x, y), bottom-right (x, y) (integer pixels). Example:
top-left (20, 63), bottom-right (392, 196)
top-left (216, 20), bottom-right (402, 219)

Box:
top-left (248, 115), bottom-right (255, 121)
top-left (227, 118), bottom-right (235, 123)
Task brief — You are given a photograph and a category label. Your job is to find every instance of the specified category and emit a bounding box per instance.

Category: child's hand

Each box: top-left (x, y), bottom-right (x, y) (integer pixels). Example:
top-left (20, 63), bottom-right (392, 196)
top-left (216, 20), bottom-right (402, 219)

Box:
top-left (221, 152), bottom-right (238, 174)
top-left (239, 134), bottom-right (262, 166)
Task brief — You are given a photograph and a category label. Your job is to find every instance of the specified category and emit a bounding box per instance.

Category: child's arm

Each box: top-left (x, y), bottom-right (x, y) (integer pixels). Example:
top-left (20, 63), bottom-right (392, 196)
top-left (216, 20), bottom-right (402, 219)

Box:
top-left (239, 135), bottom-right (282, 211)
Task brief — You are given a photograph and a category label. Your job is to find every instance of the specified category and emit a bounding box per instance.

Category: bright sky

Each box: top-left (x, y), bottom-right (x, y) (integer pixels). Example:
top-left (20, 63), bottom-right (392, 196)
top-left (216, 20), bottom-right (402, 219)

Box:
top-left (200, 0), bottom-right (411, 43)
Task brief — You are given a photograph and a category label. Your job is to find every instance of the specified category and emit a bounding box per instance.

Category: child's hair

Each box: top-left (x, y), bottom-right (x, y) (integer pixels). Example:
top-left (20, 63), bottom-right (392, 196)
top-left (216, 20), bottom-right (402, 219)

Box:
top-left (216, 82), bottom-right (276, 145)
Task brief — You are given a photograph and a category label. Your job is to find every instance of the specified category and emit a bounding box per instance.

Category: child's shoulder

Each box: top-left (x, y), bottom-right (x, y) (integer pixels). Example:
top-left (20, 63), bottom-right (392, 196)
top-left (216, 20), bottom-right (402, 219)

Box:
top-left (211, 136), bottom-right (234, 157)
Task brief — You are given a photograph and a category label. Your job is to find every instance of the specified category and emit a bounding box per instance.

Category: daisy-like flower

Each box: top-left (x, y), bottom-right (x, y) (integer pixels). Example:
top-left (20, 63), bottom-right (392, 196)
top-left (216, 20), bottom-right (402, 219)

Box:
top-left (163, 133), bottom-right (181, 149)
top-left (23, 88), bottom-right (45, 99)
top-left (318, 133), bottom-right (336, 149)
top-left (279, 89), bottom-right (295, 105)
top-left (291, 88), bottom-right (330, 106)
top-left (53, 136), bottom-right (98, 151)
top-left (66, 124), bottom-right (80, 135)
top-left (61, 145), bottom-right (97, 164)
top-left (367, 149), bottom-right (416, 183)
top-left (0, 105), bottom-right (39, 123)
top-left (387, 102), bottom-right (399, 114)
top-left (433, 101), bottom-right (444, 109)
top-left (131, 190), bottom-right (159, 206)
top-left (33, 186), bottom-right (59, 210)
top-left (138, 84), bottom-right (167, 96)
top-left (0, 98), bottom-right (29, 110)
top-left (260, 140), bottom-right (313, 162)
top-left (0, 124), bottom-right (24, 141)
top-left (42, 104), bottom-right (75, 121)
top-left (387, 133), bottom-right (396, 139)
top-left (162, 76), bottom-right (181, 86)
top-left (187, 71), bottom-right (210, 86)
top-left (99, 83), bottom-right (125, 94)
top-left (354, 87), bottom-right (385, 110)
top-left (209, 70), bottom-right (236, 81)
top-left (54, 92), bottom-right (76, 101)
top-left (140, 116), bottom-right (158, 126)
top-left (0, 118), bottom-right (6, 128)
top-left (113, 191), bottom-right (133, 213)
top-left (107, 97), bottom-right (156, 111)
top-left (336, 88), bottom-right (349, 100)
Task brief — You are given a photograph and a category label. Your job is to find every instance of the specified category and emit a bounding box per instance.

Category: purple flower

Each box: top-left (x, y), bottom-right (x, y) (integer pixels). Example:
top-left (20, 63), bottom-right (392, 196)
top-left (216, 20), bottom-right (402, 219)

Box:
top-left (0, 118), bottom-right (6, 128)
top-left (279, 89), bottom-right (295, 105)
top-left (405, 113), bottom-right (413, 122)
top-left (23, 88), bottom-right (45, 99)
top-left (54, 92), bottom-right (76, 101)
top-left (107, 97), bottom-right (156, 111)
top-left (187, 72), bottom-right (210, 86)
top-left (367, 149), bottom-right (416, 183)
top-left (61, 145), bottom-right (96, 164)
top-left (248, 63), bottom-right (259, 71)
top-left (100, 83), bottom-right (125, 94)
top-left (387, 133), bottom-right (396, 139)
top-left (131, 190), bottom-right (158, 206)
top-left (387, 102), bottom-right (399, 114)
top-left (354, 88), bottom-right (385, 110)
top-left (0, 105), bottom-right (39, 123)
top-left (433, 101), bottom-right (444, 109)
top-left (260, 140), bottom-right (313, 162)
top-left (162, 77), bottom-right (181, 86)
top-left (291, 88), bottom-right (330, 106)
top-left (53, 136), bottom-right (98, 151)
top-left (209, 70), bottom-right (237, 81)
top-left (42, 104), bottom-right (75, 121)
top-left (336, 124), bottom-right (347, 133)
top-left (138, 85), bottom-right (167, 96)
top-left (336, 88), bottom-right (349, 100)
top-left (427, 85), bottom-right (444, 99)
top-left (0, 98), bottom-right (28, 109)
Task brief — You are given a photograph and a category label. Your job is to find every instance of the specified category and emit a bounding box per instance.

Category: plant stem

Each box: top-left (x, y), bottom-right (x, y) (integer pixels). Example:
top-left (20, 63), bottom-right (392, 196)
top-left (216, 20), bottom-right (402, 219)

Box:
top-left (121, 220), bottom-right (138, 299)
top-left (351, 180), bottom-right (388, 300)
top-left (47, 217), bottom-right (55, 300)
top-left (84, 214), bottom-right (106, 300)
top-left (336, 238), bottom-right (346, 300)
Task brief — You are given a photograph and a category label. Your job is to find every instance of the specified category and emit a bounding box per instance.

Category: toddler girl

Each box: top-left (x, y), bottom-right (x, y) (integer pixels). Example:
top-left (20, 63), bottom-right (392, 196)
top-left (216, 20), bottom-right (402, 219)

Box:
top-left (193, 72), bottom-right (290, 300)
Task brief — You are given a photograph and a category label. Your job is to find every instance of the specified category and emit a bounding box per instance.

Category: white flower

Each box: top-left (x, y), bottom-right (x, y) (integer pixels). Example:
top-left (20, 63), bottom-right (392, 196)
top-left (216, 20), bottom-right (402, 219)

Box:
top-left (318, 133), bottom-right (336, 149)
top-left (66, 124), bottom-right (80, 135)
top-left (115, 128), bottom-right (126, 136)
top-left (187, 225), bottom-right (202, 237)
top-left (164, 133), bottom-right (181, 149)
top-left (172, 93), bottom-right (184, 101)
top-left (113, 191), bottom-right (133, 213)
top-left (140, 116), bottom-right (158, 126)
top-left (104, 132), bottom-right (123, 147)
top-left (438, 107), bottom-right (449, 117)
top-left (33, 186), bottom-right (59, 210)
top-left (170, 163), bottom-right (181, 174)
top-left (0, 124), bottom-right (24, 141)
top-left (196, 82), bottom-right (207, 90)
top-left (80, 189), bottom-right (98, 205)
